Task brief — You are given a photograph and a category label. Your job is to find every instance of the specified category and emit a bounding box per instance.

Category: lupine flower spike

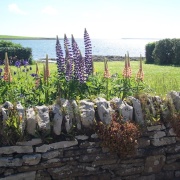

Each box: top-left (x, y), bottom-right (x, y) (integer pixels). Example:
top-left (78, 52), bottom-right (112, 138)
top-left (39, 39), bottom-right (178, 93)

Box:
top-left (56, 35), bottom-right (65, 74)
top-left (45, 54), bottom-right (50, 78)
top-left (72, 34), bottom-right (86, 83)
top-left (36, 63), bottom-right (39, 75)
top-left (104, 59), bottom-right (111, 78)
top-left (127, 52), bottom-right (132, 77)
top-left (35, 63), bottom-right (40, 88)
top-left (122, 54), bottom-right (131, 78)
top-left (84, 28), bottom-right (93, 75)
top-left (4, 52), bottom-right (12, 82)
top-left (64, 34), bottom-right (73, 81)
top-left (136, 54), bottom-right (144, 81)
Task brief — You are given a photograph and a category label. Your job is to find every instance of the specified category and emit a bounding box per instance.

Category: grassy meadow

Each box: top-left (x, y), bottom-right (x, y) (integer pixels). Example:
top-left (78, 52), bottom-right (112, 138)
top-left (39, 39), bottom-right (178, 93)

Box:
top-left (2, 60), bottom-right (180, 98)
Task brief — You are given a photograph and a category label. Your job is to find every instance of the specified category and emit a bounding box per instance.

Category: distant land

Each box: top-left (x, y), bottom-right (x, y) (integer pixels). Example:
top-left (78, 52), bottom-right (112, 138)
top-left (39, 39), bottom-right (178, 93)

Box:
top-left (0, 35), bottom-right (56, 40)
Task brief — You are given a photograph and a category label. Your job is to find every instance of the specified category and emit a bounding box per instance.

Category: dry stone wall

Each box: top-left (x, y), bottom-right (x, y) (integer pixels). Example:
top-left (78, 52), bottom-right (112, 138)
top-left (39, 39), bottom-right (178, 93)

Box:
top-left (0, 123), bottom-right (180, 180)
top-left (1, 91), bottom-right (180, 179)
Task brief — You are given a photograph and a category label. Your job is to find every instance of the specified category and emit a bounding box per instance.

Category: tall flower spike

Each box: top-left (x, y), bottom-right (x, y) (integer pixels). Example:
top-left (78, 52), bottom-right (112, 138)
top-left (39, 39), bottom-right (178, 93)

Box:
top-left (64, 34), bottom-right (73, 81)
top-left (136, 54), bottom-right (144, 81)
top-left (36, 63), bottom-right (39, 75)
top-left (56, 35), bottom-right (65, 74)
top-left (127, 51), bottom-right (132, 77)
top-left (72, 34), bottom-right (86, 82)
top-left (104, 58), bottom-right (111, 78)
top-left (122, 54), bottom-right (131, 78)
top-left (45, 54), bottom-right (50, 78)
top-left (84, 28), bottom-right (93, 75)
top-left (4, 52), bottom-right (12, 82)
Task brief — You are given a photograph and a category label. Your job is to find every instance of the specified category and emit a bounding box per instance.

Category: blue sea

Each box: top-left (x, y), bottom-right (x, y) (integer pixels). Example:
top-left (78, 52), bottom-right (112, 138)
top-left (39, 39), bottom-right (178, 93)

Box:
top-left (10, 38), bottom-right (159, 60)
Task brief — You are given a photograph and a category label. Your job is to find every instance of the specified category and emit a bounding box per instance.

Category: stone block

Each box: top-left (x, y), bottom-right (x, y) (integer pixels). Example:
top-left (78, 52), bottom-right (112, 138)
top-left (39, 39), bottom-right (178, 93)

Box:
top-left (16, 138), bottom-right (42, 146)
top-left (147, 124), bottom-right (166, 131)
top-left (163, 162), bottom-right (180, 171)
top-left (175, 170), bottom-right (180, 177)
top-left (144, 155), bottom-right (166, 173)
top-left (0, 157), bottom-right (23, 167)
top-left (95, 97), bottom-right (113, 124)
top-left (22, 154), bottom-right (41, 165)
top-left (42, 150), bottom-right (63, 160)
top-left (79, 100), bottom-right (95, 128)
top-left (26, 108), bottom-right (37, 135)
top-left (115, 166), bottom-right (144, 176)
top-left (0, 146), bottom-right (33, 155)
top-left (151, 137), bottom-right (176, 146)
top-left (75, 135), bottom-right (89, 140)
top-left (36, 140), bottom-right (78, 153)
top-left (149, 131), bottom-right (166, 139)
top-left (166, 153), bottom-right (180, 164)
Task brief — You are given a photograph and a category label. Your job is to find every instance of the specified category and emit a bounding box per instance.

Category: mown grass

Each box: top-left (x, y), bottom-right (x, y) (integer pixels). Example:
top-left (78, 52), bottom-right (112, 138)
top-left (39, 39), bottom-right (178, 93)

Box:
top-left (3, 60), bottom-right (180, 97)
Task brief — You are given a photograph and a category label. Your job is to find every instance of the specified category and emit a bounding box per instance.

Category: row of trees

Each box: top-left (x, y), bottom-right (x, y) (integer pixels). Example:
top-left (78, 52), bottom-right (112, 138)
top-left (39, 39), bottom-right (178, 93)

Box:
top-left (145, 38), bottom-right (180, 65)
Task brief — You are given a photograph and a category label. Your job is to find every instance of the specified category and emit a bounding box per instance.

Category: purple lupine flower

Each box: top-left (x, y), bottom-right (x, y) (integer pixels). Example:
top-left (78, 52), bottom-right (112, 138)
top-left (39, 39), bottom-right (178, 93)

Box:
top-left (72, 35), bottom-right (86, 83)
top-left (15, 61), bottom-right (21, 68)
top-left (56, 35), bottom-right (65, 74)
top-left (30, 73), bottom-right (37, 77)
top-left (64, 34), bottom-right (74, 81)
top-left (84, 28), bottom-right (93, 75)
top-left (23, 60), bottom-right (29, 67)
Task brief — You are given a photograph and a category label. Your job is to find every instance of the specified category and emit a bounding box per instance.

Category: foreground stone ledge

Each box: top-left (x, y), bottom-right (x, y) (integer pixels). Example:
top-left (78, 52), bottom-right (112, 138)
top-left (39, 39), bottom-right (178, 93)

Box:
top-left (0, 146), bottom-right (33, 155)
top-left (36, 140), bottom-right (78, 153)
top-left (16, 139), bottom-right (42, 146)
top-left (0, 171), bottom-right (36, 180)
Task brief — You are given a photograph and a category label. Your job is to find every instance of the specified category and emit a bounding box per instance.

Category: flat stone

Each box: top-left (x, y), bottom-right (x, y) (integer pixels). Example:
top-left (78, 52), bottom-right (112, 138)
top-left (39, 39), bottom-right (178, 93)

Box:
top-left (115, 166), bottom-right (144, 176)
top-left (144, 155), bottom-right (166, 173)
top-left (151, 137), bottom-right (176, 146)
top-left (147, 124), bottom-right (166, 131)
top-left (138, 174), bottom-right (155, 180)
top-left (22, 154), bottom-right (41, 165)
top-left (16, 139), bottom-right (42, 146)
top-left (26, 108), bottom-right (37, 135)
top-left (75, 135), bottom-right (89, 140)
top-left (0, 171), bottom-right (36, 180)
top-left (0, 146), bottom-right (33, 155)
top-left (0, 157), bottom-right (23, 167)
top-left (149, 131), bottom-right (166, 139)
top-left (4, 169), bottom-right (14, 176)
top-left (42, 150), bottom-right (63, 160)
top-left (36, 140), bottom-right (78, 153)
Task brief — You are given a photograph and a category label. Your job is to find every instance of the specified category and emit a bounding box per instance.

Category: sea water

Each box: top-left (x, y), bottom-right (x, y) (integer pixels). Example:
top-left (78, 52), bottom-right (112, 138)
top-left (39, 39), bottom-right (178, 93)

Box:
top-left (10, 38), bottom-right (159, 60)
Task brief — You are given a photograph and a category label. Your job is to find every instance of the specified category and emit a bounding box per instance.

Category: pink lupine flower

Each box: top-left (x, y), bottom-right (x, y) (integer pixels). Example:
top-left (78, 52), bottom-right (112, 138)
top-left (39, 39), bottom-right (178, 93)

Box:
top-left (4, 52), bottom-right (12, 82)
top-left (104, 59), bottom-right (111, 78)
top-left (136, 55), bottom-right (144, 81)
top-left (122, 54), bottom-right (131, 78)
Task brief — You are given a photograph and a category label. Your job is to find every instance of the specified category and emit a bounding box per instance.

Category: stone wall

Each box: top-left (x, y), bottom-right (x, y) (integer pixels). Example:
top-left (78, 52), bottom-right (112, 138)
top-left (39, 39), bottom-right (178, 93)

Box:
top-left (1, 91), bottom-right (180, 179)
top-left (0, 123), bottom-right (180, 180)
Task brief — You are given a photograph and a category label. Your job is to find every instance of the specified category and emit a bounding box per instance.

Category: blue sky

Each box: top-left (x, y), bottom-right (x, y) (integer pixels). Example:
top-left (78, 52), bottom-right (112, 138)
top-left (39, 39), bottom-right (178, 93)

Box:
top-left (0, 0), bottom-right (180, 38)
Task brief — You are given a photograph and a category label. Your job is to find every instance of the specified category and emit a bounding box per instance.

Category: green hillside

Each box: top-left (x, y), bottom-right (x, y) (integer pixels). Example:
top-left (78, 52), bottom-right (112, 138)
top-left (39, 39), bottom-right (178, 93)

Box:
top-left (0, 35), bottom-right (55, 40)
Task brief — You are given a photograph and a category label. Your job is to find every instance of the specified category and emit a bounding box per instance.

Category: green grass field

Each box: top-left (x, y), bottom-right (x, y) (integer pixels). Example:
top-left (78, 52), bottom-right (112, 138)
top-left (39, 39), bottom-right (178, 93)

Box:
top-left (3, 60), bottom-right (180, 97)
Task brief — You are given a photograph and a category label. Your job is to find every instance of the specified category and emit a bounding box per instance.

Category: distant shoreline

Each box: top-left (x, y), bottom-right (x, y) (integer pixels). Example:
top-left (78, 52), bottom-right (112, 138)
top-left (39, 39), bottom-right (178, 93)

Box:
top-left (38, 55), bottom-right (144, 62)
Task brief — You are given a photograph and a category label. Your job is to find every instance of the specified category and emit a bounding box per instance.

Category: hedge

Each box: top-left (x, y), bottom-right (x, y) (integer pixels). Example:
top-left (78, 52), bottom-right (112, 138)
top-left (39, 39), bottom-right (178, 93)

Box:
top-left (145, 38), bottom-right (180, 65)
top-left (0, 47), bottom-right (32, 65)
